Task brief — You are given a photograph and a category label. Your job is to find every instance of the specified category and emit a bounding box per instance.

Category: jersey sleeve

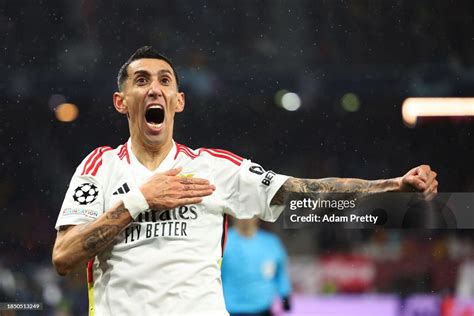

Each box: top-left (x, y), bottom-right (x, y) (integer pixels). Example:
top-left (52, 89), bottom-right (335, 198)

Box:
top-left (214, 154), bottom-right (289, 222)
top-left (55, 147), bottom-right (109, 230)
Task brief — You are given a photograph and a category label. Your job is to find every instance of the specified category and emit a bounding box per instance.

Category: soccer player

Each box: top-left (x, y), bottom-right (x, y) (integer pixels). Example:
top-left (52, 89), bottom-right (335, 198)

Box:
top-left (222, 217), bottom-right (291, 316)
top-left (52, 46), bottom-right (438, 316)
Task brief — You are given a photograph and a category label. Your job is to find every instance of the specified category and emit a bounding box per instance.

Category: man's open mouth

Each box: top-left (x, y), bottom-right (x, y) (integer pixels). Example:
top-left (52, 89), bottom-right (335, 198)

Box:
top-left (145, 105), bottom-right (165, 128)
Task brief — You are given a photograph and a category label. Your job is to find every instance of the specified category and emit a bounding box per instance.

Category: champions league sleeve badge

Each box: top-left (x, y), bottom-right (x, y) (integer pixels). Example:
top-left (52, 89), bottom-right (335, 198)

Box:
top-left (73, 183), bottom-right (99, 205)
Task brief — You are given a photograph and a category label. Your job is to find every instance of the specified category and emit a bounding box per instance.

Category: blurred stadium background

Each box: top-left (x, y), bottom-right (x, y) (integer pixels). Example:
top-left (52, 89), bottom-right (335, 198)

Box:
top-left (1, 0), bottom-right (474, 315)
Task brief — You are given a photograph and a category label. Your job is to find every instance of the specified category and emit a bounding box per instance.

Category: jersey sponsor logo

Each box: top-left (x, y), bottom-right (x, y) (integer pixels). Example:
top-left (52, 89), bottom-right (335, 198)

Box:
top-left (262, 171), bottom-right (276, 186)
top-left (249, 164), bottom-right (265, 175)
top-left (112, 183), bottom-right (130, 195)
top-left (123, 206), bottom-right (199, 243)
top-left (62, 208), bottom-right (99, 218)
top-left (124, 222), bottom-right (188, 243)
top-left (73, 183), bottom-right (99, 205)
top-left (134, 205), bottom-right (199, 223)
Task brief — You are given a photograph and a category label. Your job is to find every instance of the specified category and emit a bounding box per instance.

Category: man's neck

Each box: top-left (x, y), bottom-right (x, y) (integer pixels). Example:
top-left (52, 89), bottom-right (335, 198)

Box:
top-left (130, 136), bottom-right (174, 171)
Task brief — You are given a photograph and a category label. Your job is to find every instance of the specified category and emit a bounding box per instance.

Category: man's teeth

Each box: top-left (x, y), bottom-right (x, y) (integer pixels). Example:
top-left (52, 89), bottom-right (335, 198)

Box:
top-left (148, 122), bottom-right (163, 128)
top-left (149, 105), bottom-right (163, 109)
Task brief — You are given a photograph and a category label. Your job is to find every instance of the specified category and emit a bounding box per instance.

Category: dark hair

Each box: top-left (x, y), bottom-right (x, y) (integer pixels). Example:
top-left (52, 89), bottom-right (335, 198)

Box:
top-left (117, 46), bottom-right (179, 91)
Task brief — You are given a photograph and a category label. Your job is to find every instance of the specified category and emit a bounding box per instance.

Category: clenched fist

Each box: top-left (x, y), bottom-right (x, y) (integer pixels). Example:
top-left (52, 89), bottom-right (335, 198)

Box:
top-left (399, 165), bottom-right (438, 195)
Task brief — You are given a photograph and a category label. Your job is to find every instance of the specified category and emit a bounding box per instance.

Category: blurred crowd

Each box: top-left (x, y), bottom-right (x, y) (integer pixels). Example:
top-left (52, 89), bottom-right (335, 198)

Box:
top-left (3, 230), bottom-right (474, 315)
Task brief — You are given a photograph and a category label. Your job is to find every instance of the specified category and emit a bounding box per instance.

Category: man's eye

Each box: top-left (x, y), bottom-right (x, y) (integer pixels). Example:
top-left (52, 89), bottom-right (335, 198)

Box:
top-left (161, 77), bottom-right (170, 85)
top-left (136, 77), bottom-right (147, 85)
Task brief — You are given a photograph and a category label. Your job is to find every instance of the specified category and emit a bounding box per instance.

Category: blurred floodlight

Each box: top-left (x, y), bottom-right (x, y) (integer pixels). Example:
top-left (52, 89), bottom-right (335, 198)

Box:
top-left (55, 103), bottom-right (79, 122)
top-left (281, 92), bottom-right (301, 111)
top-left (341, 93), bottom-right (360, 112)
top-left (402, 97), bottom-right (474, 127)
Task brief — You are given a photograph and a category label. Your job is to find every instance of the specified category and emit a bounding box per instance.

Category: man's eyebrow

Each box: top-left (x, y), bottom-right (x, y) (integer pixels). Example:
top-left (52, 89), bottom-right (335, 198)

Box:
top-left (158, 69), bottom-right (173, 77)
top-left (133, 69), bottom-right (173, 78)
top-left (133, 70), bottom-right (151, 77)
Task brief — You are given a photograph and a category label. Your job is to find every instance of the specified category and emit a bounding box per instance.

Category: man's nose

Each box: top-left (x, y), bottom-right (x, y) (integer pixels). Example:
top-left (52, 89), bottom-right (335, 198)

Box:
top-left (147, 80), bottom-right (163, 98)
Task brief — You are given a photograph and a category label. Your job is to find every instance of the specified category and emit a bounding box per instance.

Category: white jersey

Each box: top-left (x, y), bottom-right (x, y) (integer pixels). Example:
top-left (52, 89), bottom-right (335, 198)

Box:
top-left (55, 139), bottom-right (288, 316)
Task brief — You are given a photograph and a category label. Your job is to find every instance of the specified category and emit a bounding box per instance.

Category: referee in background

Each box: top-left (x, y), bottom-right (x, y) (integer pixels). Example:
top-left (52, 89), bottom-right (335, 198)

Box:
top-left (222, 217), bottom-right (292, 316)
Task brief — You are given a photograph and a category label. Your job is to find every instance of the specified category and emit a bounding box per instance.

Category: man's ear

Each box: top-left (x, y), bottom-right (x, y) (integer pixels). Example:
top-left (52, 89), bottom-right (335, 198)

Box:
top-left (113, 92), bottom-right (128, 114)
top-left (175, 92), bottom-right (185, 113)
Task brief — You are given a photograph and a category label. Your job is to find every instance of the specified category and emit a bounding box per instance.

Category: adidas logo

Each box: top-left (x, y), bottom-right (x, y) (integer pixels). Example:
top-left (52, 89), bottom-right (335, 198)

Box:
top-left (113, 183), bottom-right (130, 195)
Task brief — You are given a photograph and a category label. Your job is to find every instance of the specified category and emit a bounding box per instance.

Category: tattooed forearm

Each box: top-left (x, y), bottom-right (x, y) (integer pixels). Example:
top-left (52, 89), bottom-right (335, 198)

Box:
top-left (271, 177), bottom-right (400, 205)
top-left (83, 225), bottom-right (121, 253)
top-left (106, 205), bottom-right (130, 220)
top-left (82, 204), bottom-right (131, 253)
top-left (52, 201), bottom-right (133, 275)
top-left (284, 177), bottom-right (389, 193)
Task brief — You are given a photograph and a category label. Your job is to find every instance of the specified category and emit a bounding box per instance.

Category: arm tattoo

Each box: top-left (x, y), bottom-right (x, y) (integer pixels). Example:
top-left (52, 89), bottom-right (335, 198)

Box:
top-left (83, 225), bottom-right (121, 254)
top-left (106, 205), bottom-right (129, 220)
top-left (271, 177), bottom-right (399, 205)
